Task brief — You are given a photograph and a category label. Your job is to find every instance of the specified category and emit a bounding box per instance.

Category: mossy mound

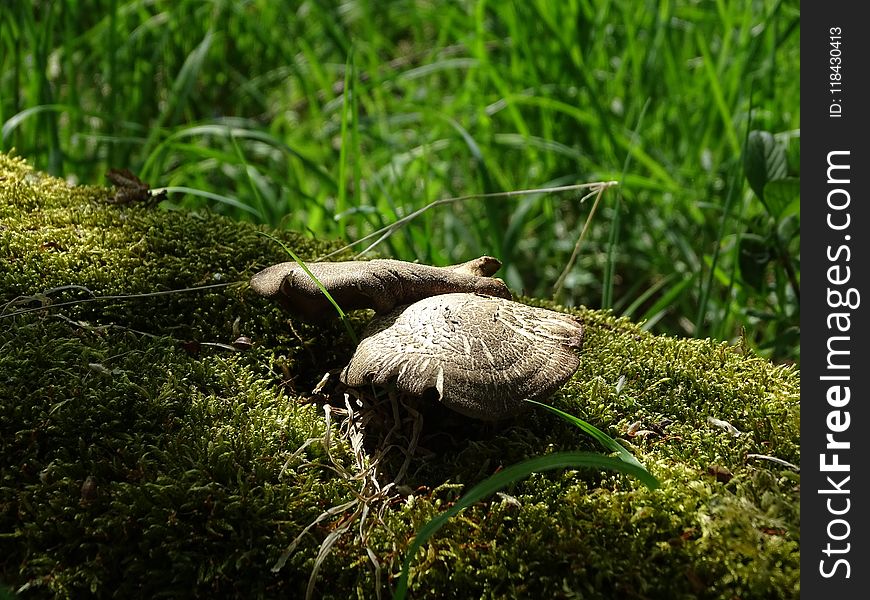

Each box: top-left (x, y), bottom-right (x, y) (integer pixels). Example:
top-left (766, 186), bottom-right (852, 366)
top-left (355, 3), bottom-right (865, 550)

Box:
top-left (0, 153), bottom-right (799, 599)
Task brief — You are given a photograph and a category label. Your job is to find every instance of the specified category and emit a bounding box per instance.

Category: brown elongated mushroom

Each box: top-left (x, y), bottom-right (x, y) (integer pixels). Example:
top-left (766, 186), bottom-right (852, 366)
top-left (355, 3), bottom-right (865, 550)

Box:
top-left (250, 256), bottom-right (511, 321)
top-left (250, 256), bottom-right (583, 419)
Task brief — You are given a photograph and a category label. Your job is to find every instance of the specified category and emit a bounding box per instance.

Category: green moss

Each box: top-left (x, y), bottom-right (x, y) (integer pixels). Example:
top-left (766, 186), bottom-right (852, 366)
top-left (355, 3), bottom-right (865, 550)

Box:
top-left (0, 153), bottom-right (799, 599)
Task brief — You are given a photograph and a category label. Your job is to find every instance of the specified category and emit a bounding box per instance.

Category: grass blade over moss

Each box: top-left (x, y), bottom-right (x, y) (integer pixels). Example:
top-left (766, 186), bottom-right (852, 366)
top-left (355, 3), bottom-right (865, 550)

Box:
top-left (393, 451), bottom-right (659, 600)
top-left (394, 399), bottom-right (659, 599)
top-left (257, 231), bottom-right (358, 345)
top-left (524, 398), bottom-right (652, 473)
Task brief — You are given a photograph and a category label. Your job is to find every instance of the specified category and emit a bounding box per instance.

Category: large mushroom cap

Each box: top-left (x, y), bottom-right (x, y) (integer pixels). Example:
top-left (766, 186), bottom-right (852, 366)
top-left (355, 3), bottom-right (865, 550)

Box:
top-left (340, 293), bottom-right (584, 420)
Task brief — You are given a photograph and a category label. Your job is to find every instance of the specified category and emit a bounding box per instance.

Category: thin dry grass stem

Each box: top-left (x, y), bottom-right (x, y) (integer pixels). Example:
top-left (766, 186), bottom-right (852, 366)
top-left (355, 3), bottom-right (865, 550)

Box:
top-left (552, 181), bottom-right (617, 300)
top-left (315, 181), bottom-right (619, 262)
top-left (392, 398), bottom-right (423, 486)
top-left (274, 373), bottom-right (422, 599)
top-left (0, 283), bottom-right (235, 319)
top-left (51, 312), bottom-right (164, 339)
top-left (746, 453), bottom-right (800, 472)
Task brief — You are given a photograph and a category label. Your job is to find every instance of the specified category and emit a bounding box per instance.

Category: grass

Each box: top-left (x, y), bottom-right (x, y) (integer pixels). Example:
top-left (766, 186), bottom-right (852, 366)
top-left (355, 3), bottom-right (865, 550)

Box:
top-left (0, 0), bottom-right (800, 362)
top-left (0, 154), bottom-right (800, 598)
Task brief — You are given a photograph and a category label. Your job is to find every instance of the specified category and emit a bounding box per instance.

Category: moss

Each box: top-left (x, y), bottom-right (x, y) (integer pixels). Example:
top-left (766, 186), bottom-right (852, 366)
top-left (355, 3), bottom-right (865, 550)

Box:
top-left (0, 153), bottom-right (799, 599)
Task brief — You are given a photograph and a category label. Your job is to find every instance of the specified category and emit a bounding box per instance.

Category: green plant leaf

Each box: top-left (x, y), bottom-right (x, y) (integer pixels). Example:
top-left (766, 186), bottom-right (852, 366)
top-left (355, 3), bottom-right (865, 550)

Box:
top-left (763, 177), bottom-right (800, 220)
top-left (777, 213), bottom-right (800, 246)
top-left (738, 233), bottom-right (773, 292)
top-left (744, 130), bottom-right (787, 202)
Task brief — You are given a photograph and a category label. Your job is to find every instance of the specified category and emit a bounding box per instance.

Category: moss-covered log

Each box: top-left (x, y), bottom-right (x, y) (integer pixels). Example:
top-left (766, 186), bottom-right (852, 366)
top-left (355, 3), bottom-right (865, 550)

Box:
top-left (0, 153), bottom-right (799, 599)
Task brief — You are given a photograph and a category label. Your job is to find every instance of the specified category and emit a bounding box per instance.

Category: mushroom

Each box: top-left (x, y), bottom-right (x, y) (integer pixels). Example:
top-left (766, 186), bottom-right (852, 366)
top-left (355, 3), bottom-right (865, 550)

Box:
top-left (250, 256), bottom-right (583, 420)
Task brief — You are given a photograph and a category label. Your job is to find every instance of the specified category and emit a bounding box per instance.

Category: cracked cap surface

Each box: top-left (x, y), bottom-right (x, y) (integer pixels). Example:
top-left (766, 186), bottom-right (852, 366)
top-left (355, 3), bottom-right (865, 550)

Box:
top-left (341, 293), bottom-right (584, 420)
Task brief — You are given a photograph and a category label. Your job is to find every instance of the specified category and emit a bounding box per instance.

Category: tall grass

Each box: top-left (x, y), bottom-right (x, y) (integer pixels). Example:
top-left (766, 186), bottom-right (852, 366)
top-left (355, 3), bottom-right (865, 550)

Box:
top-left (0, 0), bottom-right (800, 362)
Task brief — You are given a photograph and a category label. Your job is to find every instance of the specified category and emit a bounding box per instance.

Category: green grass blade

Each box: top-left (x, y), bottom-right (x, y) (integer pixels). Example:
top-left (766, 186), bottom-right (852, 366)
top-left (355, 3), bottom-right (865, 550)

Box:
top-left (2, 104), bottom-right (73, 143)
top-left (604, 100), bottom-right (649, 309)
top-left (256, 232), bottom-right (358, 345)
top-left (139, 30), bottom-right (215, 162)
top-left (228, 128), bottom-right (269, 223)
top-left (694, 29), bottom-right (742, 156)
top-left (640, 275), bottom-right (695, 330)
top-left (160, 186), bottom-right (263, 219)
top-left (336, 48), bottom-right (355, 236)
top-left (393, 451), bottom-right (658, 599)
top-left (620, 273), bottom-right (674, 320)
top-left (524, 399), bottom-right (646, 470)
